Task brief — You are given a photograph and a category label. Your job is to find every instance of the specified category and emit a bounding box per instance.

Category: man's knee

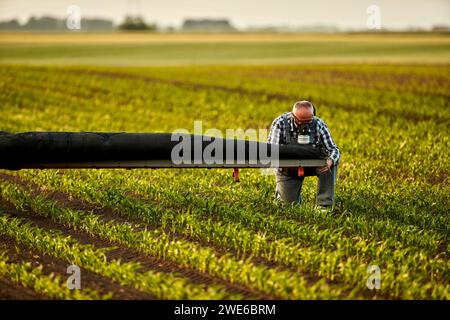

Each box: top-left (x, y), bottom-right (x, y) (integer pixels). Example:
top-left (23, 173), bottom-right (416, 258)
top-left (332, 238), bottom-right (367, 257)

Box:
top-left (276, 189), bottom-right (300, 204)
top-left (275, 174), bottom-right (302, 204)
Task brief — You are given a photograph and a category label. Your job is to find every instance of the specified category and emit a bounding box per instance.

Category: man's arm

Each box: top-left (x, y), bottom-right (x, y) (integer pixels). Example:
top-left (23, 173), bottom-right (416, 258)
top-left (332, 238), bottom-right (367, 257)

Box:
top-left (318, 121), bottom-right (340, 167)
top-left (268, 117), bottom-right (283, 145)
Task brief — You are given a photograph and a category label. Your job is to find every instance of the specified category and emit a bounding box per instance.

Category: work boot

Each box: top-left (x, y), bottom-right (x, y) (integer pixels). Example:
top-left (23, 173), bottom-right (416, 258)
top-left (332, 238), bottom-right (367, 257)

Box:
top-left (315, 205), bottom-right (332, 213)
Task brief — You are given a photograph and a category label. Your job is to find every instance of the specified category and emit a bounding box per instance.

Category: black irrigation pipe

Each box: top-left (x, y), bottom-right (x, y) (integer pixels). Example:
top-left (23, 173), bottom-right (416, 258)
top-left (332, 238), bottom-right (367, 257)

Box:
top-left (0, 132), bottom-right (327, 180)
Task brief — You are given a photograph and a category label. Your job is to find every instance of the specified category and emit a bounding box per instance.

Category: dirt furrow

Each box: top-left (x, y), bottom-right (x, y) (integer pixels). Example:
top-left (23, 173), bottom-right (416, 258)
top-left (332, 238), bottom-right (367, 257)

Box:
top-left (0, 278), bottom-right (44, 300)
top-left (0, 234), bottom-right (153, 300)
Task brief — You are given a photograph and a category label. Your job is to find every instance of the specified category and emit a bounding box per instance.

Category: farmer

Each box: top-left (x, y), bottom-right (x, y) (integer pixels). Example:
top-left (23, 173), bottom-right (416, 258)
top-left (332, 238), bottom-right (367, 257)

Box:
top-left (268, 101), bottom-right (340, 211)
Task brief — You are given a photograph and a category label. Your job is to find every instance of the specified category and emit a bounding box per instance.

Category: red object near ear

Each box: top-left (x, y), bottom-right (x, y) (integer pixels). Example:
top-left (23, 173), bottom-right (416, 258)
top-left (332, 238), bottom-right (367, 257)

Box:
top-left (298, 167), bottom-right (304, 177)
top-left (233, 168), bottom-right (240, 182)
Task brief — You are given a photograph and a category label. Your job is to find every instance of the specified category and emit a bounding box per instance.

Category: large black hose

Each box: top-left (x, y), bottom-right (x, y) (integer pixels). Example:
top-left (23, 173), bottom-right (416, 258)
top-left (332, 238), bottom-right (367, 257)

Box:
top-left (0, 132), bottom-right (327, 170)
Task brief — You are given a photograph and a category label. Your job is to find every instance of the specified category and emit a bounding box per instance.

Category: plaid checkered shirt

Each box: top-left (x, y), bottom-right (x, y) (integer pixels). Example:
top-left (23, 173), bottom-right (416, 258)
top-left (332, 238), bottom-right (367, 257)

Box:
top-left (268, 112), bottom-right (340, 166)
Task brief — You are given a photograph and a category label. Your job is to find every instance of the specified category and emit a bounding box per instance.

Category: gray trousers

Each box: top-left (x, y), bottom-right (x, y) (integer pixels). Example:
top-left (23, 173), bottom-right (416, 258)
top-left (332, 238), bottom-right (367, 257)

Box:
top-left (275, 165), bottom-right (338, 206)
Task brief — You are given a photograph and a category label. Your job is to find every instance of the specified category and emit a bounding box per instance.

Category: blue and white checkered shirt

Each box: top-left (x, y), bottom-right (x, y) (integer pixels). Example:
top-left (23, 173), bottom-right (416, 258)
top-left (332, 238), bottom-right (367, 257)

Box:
top-left (268, 112), bottom-right (340, 166)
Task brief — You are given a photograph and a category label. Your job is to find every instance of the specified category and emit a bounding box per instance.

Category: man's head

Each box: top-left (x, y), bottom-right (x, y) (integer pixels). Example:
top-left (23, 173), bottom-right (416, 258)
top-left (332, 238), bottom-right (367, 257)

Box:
top-left (292, 101), bottom-right (314, 127)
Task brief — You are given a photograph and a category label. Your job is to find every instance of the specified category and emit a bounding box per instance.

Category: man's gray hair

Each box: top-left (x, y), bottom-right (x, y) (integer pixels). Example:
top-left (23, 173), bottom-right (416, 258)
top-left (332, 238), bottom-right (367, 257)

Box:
top-left (292, 100), bottom-right (314, 111)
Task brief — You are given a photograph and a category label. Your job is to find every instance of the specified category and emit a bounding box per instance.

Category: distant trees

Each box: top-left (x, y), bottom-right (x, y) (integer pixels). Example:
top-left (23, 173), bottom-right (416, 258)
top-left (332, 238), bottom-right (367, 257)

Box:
top-left (0, 15), bottom-right (157, 32)
top-left (25, 16), bottom-right (65, 30)
top-left (182, 19), bottom-right (236, 32)
top-left (432, 24), bottom-right (450, 32)
top-left (81, 19), bottom-right (114, 31)
top-left (0, 19), bottom-right (21, 30)
top-left (0, 16), bottom-right (114, 31)
top-left (118, 15), bottom-right (157, 31)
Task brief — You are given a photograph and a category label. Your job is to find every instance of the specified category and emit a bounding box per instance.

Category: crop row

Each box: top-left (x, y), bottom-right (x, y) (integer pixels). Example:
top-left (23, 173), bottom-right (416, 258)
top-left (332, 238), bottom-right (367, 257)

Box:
top-left (0, 252), bottom-right (108, 300)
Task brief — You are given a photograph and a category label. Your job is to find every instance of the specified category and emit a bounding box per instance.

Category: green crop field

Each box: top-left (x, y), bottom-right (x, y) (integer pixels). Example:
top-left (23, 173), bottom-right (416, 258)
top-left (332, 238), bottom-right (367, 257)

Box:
top-left (1, 32), bottom-right (450, 65)
top-left (0, 33), bottom-right (449, 300)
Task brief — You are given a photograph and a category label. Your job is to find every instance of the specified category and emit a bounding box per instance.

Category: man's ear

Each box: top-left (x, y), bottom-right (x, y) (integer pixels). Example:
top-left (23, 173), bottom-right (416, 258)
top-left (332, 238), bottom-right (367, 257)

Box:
top-left (312, 103), bottom-right (316, 116)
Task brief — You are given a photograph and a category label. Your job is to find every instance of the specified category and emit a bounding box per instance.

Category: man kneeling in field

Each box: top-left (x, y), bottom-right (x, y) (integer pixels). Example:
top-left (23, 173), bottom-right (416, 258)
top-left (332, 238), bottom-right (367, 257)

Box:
top-left (268, 101), bottom-right (340, 211)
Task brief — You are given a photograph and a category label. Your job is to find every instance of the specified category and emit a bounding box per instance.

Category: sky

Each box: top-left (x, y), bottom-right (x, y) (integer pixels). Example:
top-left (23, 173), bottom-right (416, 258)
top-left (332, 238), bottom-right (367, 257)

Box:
top-left (0, 0), bottom-right (448, 30)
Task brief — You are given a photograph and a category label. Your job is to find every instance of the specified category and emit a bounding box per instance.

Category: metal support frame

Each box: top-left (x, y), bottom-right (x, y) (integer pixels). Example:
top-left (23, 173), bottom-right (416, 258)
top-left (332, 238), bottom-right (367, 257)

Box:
top-left (14, 159), bottom-right (326, 169)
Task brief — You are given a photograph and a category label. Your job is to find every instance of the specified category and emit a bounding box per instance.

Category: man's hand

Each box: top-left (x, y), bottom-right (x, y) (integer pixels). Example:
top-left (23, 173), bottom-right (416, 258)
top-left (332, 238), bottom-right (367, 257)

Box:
top-left (318, 159), bottom-right (333, 173)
